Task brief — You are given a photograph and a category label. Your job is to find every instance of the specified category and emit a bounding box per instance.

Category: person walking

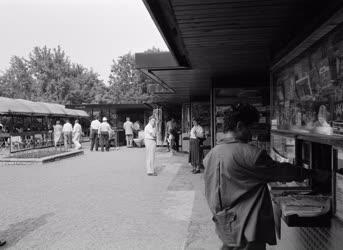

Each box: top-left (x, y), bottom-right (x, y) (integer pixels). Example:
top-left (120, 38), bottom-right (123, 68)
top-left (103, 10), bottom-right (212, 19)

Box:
top-left (90, 116), bottom-right (101, 151)
top-left (53, 120), bottom-right (63, 148)
top-left (123, 117), bottom-right (134, 147)
top-left (99, 117), bottom-right (111, 152)
top-left (203, 104), bottom-right (328, 250)
top-left (62, 119), bottom-right (73, 150)
top-left (189, 118), bottom-right (204, 174)
top-left (165, 118), bottom-right (177, 152)
top-left (144, 116), bottom-right (157, 176)
top-left (72, 119), bottom-right (82, 150)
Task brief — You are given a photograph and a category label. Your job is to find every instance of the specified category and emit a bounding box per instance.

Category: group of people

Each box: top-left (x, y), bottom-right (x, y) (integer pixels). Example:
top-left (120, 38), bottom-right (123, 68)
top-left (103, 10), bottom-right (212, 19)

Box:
top-left (89, 116), bottom-right (135, 152)
top-left (53, 119), bottom-right (83, 150)
top-left (89, 116), bottom-right (112, 152)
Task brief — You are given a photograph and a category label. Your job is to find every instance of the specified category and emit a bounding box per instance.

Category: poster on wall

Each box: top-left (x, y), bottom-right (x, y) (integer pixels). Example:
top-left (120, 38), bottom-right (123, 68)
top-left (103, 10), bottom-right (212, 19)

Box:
top-left (318, 58), bottom-right (333, 89)
top-left (295, 75), bottom-right (313, 101)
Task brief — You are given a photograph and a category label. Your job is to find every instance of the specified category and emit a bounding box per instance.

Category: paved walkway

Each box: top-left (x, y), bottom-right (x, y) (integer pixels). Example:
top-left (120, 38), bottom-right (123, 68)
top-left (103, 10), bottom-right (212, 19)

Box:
top-left (0, 147), bottom-right (220, 250)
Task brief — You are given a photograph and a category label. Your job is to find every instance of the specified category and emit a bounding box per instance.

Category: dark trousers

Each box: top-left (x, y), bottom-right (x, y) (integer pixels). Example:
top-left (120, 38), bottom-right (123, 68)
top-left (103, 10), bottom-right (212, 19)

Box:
top-left (90, 129), bottom-right (99, 151)
top-left (100, 132), bottom-right (109, 151)
top-left (221, 242), bottom-right (266, 250)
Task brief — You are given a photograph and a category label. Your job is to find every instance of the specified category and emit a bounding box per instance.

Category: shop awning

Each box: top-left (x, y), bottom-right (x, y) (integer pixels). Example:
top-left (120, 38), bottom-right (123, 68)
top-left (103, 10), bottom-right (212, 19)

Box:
top-left (0, 97), bottom-right (89, 118)
top-left (0, 97), bottom-right (34, 114)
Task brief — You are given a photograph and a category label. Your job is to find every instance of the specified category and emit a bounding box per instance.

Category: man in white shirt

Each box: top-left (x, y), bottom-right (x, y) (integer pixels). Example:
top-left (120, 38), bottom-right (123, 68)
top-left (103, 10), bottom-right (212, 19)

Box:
top-left (62, 119), bottom-right (73, 150)
top-left (144, 116), bottom-right (157, 176)
top-left (98, 117), bottom-right (111, 152)
top-left (72, 120), bottom-right (82, 150)
top-left (123, 117), bottom-right (134, 147)
top-left (90, 116), bottom-right (101, 151)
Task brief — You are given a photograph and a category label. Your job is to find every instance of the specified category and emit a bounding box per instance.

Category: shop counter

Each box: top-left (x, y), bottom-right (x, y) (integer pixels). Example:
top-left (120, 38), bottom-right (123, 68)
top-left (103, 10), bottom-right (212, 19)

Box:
top-left (272, 216), bottom-right (343, 250)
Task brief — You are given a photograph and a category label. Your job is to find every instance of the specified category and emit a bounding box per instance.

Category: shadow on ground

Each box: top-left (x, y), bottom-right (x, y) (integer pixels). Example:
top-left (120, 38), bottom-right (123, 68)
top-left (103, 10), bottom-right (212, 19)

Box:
top-left (0, 213), bottom-right (54, 249)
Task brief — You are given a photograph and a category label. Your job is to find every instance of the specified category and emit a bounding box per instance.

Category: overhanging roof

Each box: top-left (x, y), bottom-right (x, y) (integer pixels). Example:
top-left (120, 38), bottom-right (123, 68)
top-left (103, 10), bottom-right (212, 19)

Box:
top-left (66, 103), bottom-right (153, 112)
top-left (137, 0), bottom-right (343, 102)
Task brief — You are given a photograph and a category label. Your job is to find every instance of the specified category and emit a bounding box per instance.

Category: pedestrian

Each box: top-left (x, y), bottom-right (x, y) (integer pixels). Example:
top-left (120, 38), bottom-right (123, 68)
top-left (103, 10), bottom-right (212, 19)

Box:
top-left (98, 117), bottom-right (111, 152)
top-left (203, 104), bottom-right (328, 250)
top-left (123, 117), bottom-right (134, 147)
top-left (90, 116), bottom-right (101, 151)
top-left (189, 118), bottom-right (204, 174)
top-left (62, 119), bottom-right (73, 150)
top-left (72, 119), bottom-right (82, 150)
top-left (144, 116), bottom-right (157, 176)
top-left (53, 120), bottom-right (63, 148)
top-left (165, 118), bottom-right (177, 154)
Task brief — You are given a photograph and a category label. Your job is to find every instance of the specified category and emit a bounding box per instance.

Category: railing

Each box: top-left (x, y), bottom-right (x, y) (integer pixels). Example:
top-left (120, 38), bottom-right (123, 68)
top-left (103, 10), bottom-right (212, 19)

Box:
top-left (9, 131), bottom-right (54, 153)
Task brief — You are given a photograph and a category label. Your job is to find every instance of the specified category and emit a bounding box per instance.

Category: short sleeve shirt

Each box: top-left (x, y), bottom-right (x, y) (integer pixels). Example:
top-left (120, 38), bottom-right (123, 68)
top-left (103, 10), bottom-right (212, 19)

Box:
top-left (123, 121), bottom-right (133, 135)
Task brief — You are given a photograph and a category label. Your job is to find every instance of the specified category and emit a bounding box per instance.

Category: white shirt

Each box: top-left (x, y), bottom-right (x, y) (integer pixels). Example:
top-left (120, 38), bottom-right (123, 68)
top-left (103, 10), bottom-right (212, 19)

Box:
top-left (53, 124), bottom-right (63, 134)
top-left (62, 122), bottom-right (73, 133)
top-left (144, 123), bottom-right (156, 140)
top-left (190, 125), bottom-right (204, 139)
top-left (90, 119), bottom-right (101, 130)
top-left (99, 122), bottom-right (111, 133)
top-left (123, 121), bottom-right (133, 135)
top-left (73, 123), bottom-right (82, 134)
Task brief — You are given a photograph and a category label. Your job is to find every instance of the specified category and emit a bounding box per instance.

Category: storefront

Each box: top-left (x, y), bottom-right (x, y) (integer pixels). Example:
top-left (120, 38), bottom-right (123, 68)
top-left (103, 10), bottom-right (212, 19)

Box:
top-left (136, 0), bottom-right (343, 248)
top-left (66, 103), bottom-right (153, 146)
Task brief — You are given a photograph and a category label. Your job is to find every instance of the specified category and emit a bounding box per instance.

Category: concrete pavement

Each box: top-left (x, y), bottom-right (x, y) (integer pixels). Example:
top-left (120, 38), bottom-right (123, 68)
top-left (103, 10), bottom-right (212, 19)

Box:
top-left (0, 147), bottom-right (220, 250)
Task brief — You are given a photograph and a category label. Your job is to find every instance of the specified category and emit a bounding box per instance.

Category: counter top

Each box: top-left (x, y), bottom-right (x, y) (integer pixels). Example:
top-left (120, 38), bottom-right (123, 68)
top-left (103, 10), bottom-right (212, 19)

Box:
top-left (271, 129), bottom-right (343, 147)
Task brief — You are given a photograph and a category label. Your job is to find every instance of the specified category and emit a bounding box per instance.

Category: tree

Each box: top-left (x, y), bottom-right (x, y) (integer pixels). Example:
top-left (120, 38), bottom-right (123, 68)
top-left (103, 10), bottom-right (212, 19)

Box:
top-left (107, 48), bottom-right (163, 104)
top-left (0, 45), bottom-right (108, 105)
top-left (0, 56), bottom-right (33, 99)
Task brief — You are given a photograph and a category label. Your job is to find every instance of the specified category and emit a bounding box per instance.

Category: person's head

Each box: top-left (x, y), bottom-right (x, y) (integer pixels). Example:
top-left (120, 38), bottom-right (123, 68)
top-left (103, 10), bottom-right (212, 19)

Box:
top-left (65, 119), bottom-right (70, 124)
top-left (94, 116), bottom-right (99, 121)
top-left (56, 120), bottom-right (60, 125)
top-left (171, 118), bottom-right (175, 122)
top-left (149, 116), bottom-right (156, 127)
top-left (75, 119), bottom-right (79, 124)
top-left (192, 118), bottom-right (199, 127)
top-left (223, 103), bottom-right (260, 142)
top-left (126, 117), bottom-right (130, 121)
top-left (103, 117), bottom-right (107, 122)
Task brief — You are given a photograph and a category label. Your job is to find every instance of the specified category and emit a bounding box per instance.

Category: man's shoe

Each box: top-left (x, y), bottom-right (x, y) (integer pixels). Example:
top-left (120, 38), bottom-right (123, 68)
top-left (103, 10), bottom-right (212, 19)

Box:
top-left (147, 173), bottom-right (157, 176)
top-left (0, 241), bottom-right (6, 247)
top-left (193, 169), bottom-right (201, 174)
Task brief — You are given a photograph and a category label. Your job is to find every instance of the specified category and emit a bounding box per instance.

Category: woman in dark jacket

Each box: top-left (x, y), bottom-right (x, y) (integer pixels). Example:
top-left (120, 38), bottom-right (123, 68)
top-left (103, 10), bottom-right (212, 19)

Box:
top-left (189, 118), bottom-right (204, 174)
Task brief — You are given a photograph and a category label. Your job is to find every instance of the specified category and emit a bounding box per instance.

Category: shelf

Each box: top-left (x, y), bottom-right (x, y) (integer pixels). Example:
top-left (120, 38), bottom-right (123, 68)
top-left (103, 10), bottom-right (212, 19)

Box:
top-left (271, 129), bottom-right (343, 147)
top-left (282, 212), bottom-right (331, 227)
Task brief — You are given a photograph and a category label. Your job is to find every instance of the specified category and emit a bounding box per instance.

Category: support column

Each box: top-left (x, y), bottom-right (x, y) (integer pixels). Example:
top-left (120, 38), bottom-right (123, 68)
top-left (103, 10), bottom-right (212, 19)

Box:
top-left (210, 80), bottom-right (215, 148)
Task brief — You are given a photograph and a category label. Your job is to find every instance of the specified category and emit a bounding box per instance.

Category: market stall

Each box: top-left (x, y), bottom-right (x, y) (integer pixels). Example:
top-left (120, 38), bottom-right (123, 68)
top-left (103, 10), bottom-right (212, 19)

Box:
top-left (0, 97), bottom-right (88, 153)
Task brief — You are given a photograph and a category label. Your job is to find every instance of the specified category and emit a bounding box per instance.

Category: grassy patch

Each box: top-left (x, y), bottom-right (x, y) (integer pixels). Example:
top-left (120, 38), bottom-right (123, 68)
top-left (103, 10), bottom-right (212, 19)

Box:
top-left (6, 149), bottom-right (70, 159)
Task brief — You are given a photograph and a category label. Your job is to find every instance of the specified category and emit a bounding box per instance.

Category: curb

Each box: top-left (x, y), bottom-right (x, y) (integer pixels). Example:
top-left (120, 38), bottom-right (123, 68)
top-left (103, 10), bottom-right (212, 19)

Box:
top-left (0, 150), bottom-right (84, 165)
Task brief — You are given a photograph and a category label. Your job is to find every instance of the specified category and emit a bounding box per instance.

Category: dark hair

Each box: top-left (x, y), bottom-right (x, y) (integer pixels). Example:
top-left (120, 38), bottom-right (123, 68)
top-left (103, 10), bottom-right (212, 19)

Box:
top-left (223, 103), bottom-right (260, 132)
top-left (192, 117), bottom-right (199, 123)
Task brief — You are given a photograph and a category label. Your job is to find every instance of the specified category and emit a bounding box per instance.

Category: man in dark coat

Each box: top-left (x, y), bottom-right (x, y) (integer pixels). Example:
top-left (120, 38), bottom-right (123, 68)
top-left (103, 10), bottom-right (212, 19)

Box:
top-left (203, 104), bottom-right (316, 250)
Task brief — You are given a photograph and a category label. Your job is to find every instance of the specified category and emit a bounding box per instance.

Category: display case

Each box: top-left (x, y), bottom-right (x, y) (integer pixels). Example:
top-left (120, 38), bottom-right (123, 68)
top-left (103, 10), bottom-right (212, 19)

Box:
top-left (270, 130), bottom-right (334, 227)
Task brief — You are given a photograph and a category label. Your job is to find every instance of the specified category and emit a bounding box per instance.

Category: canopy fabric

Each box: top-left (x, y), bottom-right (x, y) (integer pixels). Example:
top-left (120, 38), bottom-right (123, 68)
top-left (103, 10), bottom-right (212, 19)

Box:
top-left (0, 97), bottom-right (89, 117)
top-left (0, 97), bottom-right (34, 114)
top-left (16, 99), bottom-right (51, 115)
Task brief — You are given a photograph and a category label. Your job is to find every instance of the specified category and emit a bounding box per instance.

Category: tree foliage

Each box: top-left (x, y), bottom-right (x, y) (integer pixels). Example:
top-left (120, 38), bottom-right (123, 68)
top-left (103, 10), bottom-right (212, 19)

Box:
top-left (107, 51), bottom-right (158, 104)
top-left (0, 46), bottom-right (164, 105)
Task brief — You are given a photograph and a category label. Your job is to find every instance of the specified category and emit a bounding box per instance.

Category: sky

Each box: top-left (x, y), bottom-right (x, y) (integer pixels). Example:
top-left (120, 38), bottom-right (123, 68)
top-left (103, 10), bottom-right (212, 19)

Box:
top-left (0, 0), bottom-right (168, 82)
